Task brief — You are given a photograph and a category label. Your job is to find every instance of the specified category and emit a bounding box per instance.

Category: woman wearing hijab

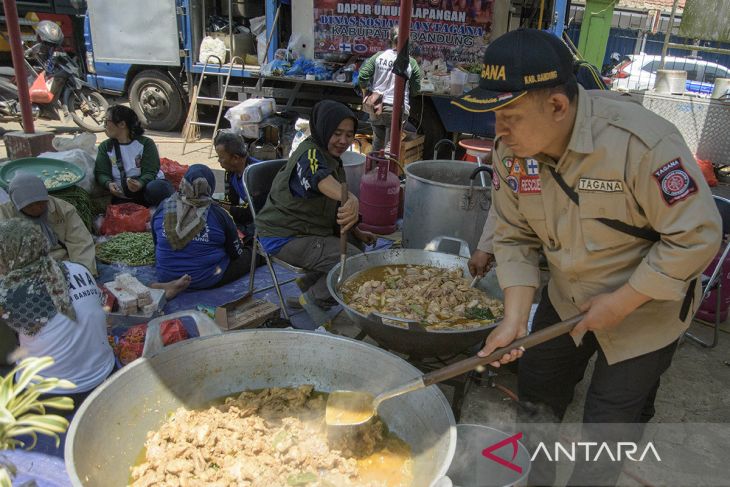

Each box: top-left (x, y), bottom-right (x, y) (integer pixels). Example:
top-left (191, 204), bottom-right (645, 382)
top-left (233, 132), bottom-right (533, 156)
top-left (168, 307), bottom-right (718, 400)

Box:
top-left (0, 173), bottom-right (97, 275)
top-left (255, 100), bottom-right (376, 328)
top-left (94, 105), bottom-right (174, 207)
top-left (151, 164), bottom-right (252, 294)
top-left (0, 218), bottom-right (115, 404)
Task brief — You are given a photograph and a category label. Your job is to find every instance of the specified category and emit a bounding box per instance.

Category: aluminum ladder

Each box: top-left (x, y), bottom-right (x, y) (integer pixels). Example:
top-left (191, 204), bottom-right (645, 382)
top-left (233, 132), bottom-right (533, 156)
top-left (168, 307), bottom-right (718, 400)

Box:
top-left (182, 55), bottom-right (243, 156)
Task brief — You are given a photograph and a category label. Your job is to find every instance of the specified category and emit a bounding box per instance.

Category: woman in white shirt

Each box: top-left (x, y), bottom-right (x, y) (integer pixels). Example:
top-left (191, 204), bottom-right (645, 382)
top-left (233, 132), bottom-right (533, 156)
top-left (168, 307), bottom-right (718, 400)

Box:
top-left (0, 218), bottom-right (114, 401)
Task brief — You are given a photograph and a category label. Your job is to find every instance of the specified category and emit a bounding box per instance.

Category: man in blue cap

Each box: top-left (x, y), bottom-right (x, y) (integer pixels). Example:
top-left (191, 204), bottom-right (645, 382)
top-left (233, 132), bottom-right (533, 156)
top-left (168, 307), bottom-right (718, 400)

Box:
top-left (454, 29), bottom-right (720, 485)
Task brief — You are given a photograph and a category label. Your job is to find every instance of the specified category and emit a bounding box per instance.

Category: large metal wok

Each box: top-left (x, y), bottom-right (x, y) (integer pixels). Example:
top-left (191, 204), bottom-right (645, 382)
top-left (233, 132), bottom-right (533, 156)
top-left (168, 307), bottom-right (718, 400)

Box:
top-left (65, 312), bottom-right (456, 486)
top-left (327, 237), bottom-right (504, 357)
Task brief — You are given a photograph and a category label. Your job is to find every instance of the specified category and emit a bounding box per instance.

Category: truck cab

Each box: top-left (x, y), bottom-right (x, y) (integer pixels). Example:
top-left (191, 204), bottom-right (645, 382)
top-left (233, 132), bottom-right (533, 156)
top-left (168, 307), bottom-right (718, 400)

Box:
top-left (83, 0), bottom-right (188, 131)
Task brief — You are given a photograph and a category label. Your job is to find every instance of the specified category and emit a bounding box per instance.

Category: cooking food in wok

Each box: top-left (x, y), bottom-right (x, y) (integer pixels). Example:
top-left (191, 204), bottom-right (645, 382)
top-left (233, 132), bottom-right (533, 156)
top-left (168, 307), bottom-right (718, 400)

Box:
top-left (342, 265), bottom-right (504, 330)
top-left (130, 385), bottom-right (412, 487)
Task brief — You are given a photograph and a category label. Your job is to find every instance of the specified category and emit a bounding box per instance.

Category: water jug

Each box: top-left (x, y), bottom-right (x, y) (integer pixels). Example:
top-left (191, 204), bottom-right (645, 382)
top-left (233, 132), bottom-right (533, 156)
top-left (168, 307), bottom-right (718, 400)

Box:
top-left (359, 151), bottom-right (400, 234)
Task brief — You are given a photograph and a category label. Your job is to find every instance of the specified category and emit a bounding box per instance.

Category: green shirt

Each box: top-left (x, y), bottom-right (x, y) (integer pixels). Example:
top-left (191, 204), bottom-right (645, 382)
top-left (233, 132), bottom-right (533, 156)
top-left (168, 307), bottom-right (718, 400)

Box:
top-left (94, 135), bottom-right (161, 189)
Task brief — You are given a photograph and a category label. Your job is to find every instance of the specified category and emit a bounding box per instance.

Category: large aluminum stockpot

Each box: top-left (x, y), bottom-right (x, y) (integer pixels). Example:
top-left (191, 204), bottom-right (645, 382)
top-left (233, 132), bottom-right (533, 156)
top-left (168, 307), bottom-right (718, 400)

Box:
top-left (403, 160), bottom-right (491, 253)
top-left (328, 237), bottom-right (503, 358)
top-left (65, 312), bottom-right (456, 487)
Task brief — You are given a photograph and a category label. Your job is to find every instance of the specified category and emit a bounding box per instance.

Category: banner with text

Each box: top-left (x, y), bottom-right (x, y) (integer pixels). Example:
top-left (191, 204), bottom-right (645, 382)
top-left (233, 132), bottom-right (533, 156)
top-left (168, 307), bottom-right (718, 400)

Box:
top-left (313, 0), bottom-right (493, 65)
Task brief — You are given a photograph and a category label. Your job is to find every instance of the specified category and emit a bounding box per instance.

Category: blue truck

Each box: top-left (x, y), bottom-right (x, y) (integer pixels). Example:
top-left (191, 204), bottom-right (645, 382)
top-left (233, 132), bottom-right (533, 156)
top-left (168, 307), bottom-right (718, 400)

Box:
top-left (82, 0), bottom-right (514, 155)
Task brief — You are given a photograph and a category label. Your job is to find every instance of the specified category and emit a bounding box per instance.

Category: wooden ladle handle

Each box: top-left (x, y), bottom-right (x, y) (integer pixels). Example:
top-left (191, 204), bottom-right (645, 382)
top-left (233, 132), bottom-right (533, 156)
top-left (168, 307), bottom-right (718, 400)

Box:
top-left (422, 314), bottom-right (584, 387)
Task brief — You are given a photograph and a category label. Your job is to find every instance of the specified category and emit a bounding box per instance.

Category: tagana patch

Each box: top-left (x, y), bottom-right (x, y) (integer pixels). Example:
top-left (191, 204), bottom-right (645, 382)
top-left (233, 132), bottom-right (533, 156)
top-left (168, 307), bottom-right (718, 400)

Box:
top-left (652, 158), bottom-right (697, 206)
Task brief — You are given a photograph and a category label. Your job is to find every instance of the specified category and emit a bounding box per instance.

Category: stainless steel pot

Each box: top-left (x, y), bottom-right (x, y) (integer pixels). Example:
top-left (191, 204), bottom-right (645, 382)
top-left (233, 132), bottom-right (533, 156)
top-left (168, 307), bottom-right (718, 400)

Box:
top-left (65, 312), bottom-right (456, 486)
top-left (328, 237), bottom-right (503, 357)
top-left (403, 160), bottom-right (491, 253)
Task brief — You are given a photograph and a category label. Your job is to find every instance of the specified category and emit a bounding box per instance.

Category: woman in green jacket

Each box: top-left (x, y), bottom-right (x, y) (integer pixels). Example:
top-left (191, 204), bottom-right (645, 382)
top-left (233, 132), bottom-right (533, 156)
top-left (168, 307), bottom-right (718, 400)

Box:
top-left (256, 100), bottom-right (376, 328)
top-left (94, 105), bottom-right (173, 207)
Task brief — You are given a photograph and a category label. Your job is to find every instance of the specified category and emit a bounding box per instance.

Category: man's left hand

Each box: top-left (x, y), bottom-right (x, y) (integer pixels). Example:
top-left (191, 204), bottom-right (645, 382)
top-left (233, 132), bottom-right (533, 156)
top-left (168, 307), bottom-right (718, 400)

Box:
top-left (571, 284), bottom-right (651, 339)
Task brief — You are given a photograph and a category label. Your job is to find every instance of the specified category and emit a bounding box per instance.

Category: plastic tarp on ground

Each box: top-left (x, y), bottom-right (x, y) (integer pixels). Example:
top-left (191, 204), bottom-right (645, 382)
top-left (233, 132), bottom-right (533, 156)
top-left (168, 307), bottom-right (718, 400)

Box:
top-left (97, 238), bottom-right (395, 331)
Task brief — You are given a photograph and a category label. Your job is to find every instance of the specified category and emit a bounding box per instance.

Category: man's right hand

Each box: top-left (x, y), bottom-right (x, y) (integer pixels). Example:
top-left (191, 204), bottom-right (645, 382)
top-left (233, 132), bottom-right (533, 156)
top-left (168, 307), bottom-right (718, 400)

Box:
top-left (477, 318), bottom-right (527, 367)
top-left (468, 249), bottom-right (495, 277)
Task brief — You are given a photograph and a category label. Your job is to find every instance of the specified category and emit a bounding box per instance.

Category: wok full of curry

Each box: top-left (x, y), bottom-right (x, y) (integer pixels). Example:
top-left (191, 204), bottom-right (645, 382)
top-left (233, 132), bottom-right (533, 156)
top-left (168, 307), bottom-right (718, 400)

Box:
top-left (328, 242), bottom-right (505, 357)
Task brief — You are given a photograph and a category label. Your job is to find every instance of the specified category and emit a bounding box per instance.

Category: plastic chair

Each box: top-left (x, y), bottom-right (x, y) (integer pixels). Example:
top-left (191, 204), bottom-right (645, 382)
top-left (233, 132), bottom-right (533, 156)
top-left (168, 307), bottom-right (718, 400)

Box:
top-left (685, 195), bottom-right (730, 348)
top-left (242, 158), bottom-right (307, 320)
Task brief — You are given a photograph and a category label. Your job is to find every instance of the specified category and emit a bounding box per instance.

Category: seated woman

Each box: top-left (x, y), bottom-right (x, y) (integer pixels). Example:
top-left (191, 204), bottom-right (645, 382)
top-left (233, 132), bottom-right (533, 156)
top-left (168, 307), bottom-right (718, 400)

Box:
top-left (0, 173), bottom-right (97, 275)
top-left (255, 100), bottom-right (375, 328)
top-left (94, 105), bottom-right (173, 207)
top-left (213, 131), bottom-right (258, 232)
top-left (0, 218), bottom-right (115, 409)
top-left (151, 164), bottom-right (253, 296)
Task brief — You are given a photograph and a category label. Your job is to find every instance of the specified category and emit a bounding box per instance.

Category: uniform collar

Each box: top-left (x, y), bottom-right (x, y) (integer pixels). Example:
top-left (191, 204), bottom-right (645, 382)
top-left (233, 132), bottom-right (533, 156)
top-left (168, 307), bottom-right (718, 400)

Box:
top-left (565, 86), bottom-right (594, 155)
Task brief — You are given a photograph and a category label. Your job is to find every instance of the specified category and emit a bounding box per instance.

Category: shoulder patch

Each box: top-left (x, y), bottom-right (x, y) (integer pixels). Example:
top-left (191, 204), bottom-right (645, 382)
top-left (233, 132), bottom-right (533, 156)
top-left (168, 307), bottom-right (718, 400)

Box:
top-left (652, 157), bottom-right (697, 206)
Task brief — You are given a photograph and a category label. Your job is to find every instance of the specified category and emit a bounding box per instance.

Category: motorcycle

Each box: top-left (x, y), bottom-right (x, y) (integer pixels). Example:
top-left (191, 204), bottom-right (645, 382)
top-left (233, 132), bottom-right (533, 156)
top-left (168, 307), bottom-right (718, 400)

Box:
top-left (0, 20), bottom-right (108, 132)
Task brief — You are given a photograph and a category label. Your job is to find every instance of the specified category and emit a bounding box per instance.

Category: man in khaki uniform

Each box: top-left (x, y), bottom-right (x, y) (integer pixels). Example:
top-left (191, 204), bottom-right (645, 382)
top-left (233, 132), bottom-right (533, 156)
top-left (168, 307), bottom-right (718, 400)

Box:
top-left (0, 174), bottom-right (97, 275)
top-left (453, 29), bottom-right (721, 485)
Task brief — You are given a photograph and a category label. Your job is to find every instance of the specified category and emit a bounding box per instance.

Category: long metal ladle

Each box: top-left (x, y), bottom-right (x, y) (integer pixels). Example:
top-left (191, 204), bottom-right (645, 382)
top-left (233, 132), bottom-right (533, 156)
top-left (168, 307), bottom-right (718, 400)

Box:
top-left (325, 314), bottom-right (584, 427)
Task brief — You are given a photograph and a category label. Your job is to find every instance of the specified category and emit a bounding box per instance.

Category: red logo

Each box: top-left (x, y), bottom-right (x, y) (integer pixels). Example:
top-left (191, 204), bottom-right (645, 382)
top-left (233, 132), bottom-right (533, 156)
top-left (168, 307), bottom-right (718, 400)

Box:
top-left (482, 432), bottom-right (524, 474)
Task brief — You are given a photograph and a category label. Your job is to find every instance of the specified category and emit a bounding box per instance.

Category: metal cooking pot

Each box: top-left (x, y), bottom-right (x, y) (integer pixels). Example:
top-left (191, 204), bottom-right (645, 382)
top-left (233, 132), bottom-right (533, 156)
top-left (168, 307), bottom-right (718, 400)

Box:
top-left (328, 237), bottom-right (502, 357)
top-left (65, 312), bottom-right (456, 486)
top-left (403, 160), bottom-right (492, 253)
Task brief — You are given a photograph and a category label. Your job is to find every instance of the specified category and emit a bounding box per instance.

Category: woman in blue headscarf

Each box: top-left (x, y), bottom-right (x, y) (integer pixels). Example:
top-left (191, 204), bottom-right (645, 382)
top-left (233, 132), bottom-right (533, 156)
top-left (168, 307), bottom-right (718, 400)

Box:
top-left (150, 164), bottom-right (251, 295)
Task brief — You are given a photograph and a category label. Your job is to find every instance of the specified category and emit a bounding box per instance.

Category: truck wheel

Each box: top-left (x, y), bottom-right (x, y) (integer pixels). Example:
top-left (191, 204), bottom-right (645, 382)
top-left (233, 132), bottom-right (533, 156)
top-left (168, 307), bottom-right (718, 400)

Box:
top-left (129, 70), bottom-right (185, 132)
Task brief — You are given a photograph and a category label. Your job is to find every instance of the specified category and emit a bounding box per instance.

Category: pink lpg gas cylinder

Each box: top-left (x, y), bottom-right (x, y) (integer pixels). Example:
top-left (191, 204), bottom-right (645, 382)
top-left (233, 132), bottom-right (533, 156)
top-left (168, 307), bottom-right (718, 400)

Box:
top-left (359, 151), bottom-right (400, 234)
top-left (696, 248), bottom-right (730, 322)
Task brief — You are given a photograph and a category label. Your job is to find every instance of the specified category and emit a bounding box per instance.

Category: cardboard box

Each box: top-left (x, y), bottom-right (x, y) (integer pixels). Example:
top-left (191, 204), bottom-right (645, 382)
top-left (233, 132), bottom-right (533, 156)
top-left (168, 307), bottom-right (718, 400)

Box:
top-left (214, 296), bottom-right (281, 331)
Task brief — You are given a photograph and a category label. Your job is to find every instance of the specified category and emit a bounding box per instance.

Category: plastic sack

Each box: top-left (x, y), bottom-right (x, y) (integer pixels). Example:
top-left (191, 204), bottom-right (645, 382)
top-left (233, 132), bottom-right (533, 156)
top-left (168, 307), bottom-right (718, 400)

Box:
top-left (287, 33), bottom-right (307, 60)
top-left (100, 203), bottom-right (150, 235)
top-left (289, 118), bottom-right (311, 156)
top-left (224, 98), bottom-right (275, 128)
top-left (39, 149), bottom-right (98, 194)
top-left (52, 132), bottom-right (97, 155)
top-left (160, 157), bottom-right (189, 189)
top-left (697, 158), bottom-right (718, 187)
top-left (249, 16), bottom-right (266, 36)
top-left (29, 72), bottom-right (54, 104)
top-left (261, 58), bottom-right (290, 76)
top-left (161, 319), bottom-right (189, 346)
top-left (199, 36), bottom-right (227, 64)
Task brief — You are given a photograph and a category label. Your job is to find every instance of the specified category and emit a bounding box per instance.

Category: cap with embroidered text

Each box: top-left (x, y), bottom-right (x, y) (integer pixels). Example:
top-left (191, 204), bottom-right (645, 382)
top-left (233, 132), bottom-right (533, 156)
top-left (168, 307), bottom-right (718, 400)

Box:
top-left (452, 29), bottom-right (575, 113)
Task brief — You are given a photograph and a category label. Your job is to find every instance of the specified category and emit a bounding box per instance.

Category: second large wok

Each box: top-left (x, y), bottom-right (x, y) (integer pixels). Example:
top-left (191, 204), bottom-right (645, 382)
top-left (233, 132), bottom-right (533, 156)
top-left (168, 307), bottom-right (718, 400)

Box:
top-left (327, 237), bottom-right (504, 357)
